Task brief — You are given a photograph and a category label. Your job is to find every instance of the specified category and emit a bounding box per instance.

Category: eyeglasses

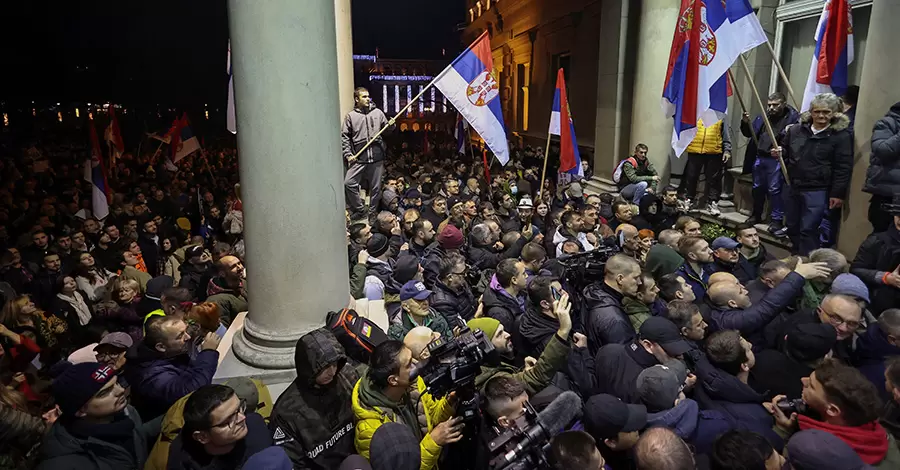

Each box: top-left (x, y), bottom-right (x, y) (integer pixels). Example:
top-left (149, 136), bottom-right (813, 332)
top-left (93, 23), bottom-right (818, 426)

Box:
top-left (211, 399), bottom-right (247, 429)
top-left (820, 308), bottom-right (861, 330)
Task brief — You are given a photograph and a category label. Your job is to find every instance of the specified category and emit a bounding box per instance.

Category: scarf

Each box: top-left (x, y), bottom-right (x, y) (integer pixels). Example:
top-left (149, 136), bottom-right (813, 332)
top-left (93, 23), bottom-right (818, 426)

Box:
top-left (798, 414), bottom-right (889, 464)
top-left (57, 291), bottom-right (92, 326)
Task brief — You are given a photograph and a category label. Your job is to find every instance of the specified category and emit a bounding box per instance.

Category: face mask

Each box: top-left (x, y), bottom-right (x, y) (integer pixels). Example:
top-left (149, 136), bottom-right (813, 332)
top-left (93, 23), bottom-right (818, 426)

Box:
top-left (510, 185), bottom-right (518, 195)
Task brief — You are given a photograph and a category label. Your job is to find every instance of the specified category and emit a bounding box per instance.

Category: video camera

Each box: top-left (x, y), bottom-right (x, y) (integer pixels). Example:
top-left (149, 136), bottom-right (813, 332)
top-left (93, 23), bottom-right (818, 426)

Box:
top-left (555, 246), bottom-right (616, 292)
top-left (487, 401), bottom-right (553, 470)
top-left (410, 324), bottom-right (495, 399)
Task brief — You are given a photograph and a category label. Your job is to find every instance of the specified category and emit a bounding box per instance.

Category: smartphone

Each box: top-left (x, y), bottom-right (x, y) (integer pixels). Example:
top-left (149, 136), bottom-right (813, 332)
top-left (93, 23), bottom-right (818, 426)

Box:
top-left (551, 285), bottom-right (562, 301)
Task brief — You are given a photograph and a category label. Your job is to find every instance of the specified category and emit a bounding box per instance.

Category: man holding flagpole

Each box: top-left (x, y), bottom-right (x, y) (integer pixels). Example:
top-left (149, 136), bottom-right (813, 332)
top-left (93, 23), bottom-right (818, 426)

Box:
top-left (343, 87), bottom-right (395, 223)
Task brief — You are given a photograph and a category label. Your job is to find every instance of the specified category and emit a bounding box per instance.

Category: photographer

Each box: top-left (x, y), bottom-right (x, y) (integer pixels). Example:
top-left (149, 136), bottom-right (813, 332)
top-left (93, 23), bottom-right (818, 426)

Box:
top-left (764, 359), bottom-right (900, 467)
top-left (351, 340), bottom-right (462, 470)
top-left (469, 290), bottom-right (572, 397)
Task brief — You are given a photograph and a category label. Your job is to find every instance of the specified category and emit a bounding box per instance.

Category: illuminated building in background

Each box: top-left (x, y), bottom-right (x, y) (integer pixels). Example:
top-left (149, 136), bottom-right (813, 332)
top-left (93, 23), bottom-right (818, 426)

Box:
top-left (357, 57), bottom-right (456, 132)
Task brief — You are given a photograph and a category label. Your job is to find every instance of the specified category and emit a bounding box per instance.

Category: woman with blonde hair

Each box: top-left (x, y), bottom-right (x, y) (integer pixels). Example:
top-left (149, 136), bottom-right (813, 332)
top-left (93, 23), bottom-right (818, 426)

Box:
top-left (93, 277), bottom-right (144, 343)
top-left (1, 295), bottom-right (67, 356)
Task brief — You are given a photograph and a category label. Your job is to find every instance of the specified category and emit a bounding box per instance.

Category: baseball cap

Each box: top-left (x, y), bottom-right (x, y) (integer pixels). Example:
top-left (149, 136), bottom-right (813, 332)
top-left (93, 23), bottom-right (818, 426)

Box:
top-left (404, 188), bottom-right (422, 199)
top-left (94, 332), bottom-right (134, 351)
top-left (636, 361), bottom-right (688, 412)
top-left (185, 245), bottom-right (205, 260)
top-left (711, 237), bottom-right (741, 251)
top-left (400, 281), bottom-right (432, 301)
top-left (584, 394), bottom-right (647, 440)
top-left (639, 317), bottom-right (692, 356)
top-left (785, 323), bottom-right (837, 363)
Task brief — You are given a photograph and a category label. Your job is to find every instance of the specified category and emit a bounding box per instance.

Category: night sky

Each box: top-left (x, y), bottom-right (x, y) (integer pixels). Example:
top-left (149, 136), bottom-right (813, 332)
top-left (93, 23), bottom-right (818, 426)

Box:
top-left (0, 0), bottom-right (464, 107)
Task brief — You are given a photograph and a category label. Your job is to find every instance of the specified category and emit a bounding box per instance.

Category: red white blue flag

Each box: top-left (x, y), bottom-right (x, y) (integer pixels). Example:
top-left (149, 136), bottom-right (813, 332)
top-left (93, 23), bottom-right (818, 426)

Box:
top-left (84, 123), bottom-right (110, 220)
top-left (663, 0), bottom-right (767, 156)
top-left (434, 32), bottom-right (510, 165)
top-left (167, 113), bottom-right (202, 162)
top-left (801, 0), bottom-right (853, 112)
top-left (549, 68), bottom-right (582, 177)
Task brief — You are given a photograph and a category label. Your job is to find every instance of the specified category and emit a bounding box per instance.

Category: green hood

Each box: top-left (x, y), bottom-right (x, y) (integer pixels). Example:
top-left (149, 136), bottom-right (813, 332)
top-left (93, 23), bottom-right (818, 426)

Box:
top-left (623, 297), bottom-right (653, 332)
top-left (358, 371), bottom-right (423, 441)
top-left (645, 245), bottom-right (685, 279)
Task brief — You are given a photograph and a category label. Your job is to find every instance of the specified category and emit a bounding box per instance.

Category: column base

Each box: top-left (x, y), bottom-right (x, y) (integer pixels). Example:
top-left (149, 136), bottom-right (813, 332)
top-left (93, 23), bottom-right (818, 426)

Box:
top-left (231, 313), bottom-right (309, 370)
top-left (584, 176), bottom-right (619, 195)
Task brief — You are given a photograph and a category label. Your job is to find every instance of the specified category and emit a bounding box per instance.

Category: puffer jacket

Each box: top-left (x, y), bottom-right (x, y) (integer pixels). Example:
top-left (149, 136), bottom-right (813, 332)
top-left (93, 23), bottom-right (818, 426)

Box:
top-left (863, 102), bottom-right (900, 197)
top-left (582, 282), bottom-right (635, 355)
top-left (686, 118), bottom-right (732, 155)
top-left (781, 112), bottom-right (853, 198)
top-left (269, 329), bottom-right (359, 470)
top-left (341, 104), bottom-right (393, 164)
top-left (351, 373), bottom-right (453, 470)
top-left (429, 280), bottom-right (477, 322)
top-left (851, 223), bottom-right (900, 317)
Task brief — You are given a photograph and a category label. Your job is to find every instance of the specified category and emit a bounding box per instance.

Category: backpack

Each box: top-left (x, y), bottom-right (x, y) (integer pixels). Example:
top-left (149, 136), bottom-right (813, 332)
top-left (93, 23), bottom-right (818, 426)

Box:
top-left (612, 157), bottom-right (637, 183)
top-left (326, 308), bottom-right (388, 364)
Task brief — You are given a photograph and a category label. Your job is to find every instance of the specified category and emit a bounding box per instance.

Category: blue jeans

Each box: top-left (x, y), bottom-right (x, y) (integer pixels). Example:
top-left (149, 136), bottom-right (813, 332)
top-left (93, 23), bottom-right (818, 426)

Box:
top-left (620, 181), bottom-right (648, 203)
top-left (751, 157), bottom-right (784, 221)
top-left (784, 186), bottom-right (828, 256)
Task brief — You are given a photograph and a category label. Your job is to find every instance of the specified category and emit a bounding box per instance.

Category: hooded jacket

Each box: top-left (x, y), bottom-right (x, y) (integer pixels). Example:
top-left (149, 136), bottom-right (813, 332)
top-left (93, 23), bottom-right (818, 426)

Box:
top-left (467, 236), bottom-right (526, 272)
top-left (205, 278), bottom-right (248, 325)
top-left (429, 280), bottom-right (477, 322)
top-left (863, 102), bottom-right (900, 197)
top-left (631, 194), bottom-right (665, 234)
top-left (781, 111), bottom-right (853, 198)
top-left (177, 262), bottom-right (213, 301)
top-left (341, 104), bottom-right (392, 164)
top-left (269, 329), bottom-right (359, 470)
top-left (794, 415), bottom-right (900, 467)
top-left (708, 271), bottom-right (806, 348)
top-left (515, 303), bottom-right (559, 360)
top-left (851, 224), bottom-right (900, 317)
top-left (644, 244), bottom-right (685, 279)
top-left (692, 359), bottom-right (783, 451)
top-left (854, 325), bottom-right (900, 401)
top-left (582, 282), bottom-right (635, 355)
top-left (123, 343), bottom-right (219, 421)
top-left (351, 373), bottom-right (453, 470)
top-left (165, 412), bottom-right (272, 470)
top-left (35, 406), bottom-right (160, 470)
top-left (593, 341), bottom-right (660, 404)
top-left (623, 297), bottom-right (653, 333)
top-left (481, 275), bottom-right (525, 334)
top-left (645, 398), bottom-right (734, 456)
top-left (735, 245), bottom-right (774, 284)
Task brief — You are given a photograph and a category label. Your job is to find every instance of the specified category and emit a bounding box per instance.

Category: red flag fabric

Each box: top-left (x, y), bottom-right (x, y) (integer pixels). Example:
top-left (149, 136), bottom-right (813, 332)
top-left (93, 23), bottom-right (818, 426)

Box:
top-left (482, 147), bottom-right (491, 184)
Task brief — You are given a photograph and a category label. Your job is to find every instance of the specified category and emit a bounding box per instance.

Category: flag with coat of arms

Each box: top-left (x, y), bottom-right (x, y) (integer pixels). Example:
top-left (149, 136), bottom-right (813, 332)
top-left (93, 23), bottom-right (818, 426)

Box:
top-left (663, 0), bottom-right (768, 157)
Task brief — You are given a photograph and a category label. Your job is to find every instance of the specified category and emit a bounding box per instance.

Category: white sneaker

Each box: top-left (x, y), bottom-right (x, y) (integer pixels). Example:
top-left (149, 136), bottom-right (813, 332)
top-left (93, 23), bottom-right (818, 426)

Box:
top-left (706, 201), bottom-right (721, 216)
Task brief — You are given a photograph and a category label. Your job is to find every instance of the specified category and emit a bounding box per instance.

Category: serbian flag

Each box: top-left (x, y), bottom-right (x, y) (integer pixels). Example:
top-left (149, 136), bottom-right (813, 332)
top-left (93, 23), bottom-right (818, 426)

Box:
top-left (167, 113), bottom-right (202, 162)
top-left (549, 69), bottom-right (583, 177)
top-left (663, 0), bottom-right (768, 156)
top-left (434, 31), bottom-right (510, 165)
top-left (455, 113), bottom-right (468, 155)
top-left (226, 40), bottom-right (237, 134)
top-left (801, 0), bottom-right (853, 112)
top-left (104, 106), bottom-right (124, 167)
top-left (84, 123), bottom-right (111, 220)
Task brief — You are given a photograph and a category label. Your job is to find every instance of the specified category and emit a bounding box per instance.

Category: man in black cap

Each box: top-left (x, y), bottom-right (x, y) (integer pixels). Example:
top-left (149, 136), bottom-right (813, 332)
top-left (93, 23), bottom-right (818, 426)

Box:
top-left (363, 233), bottom-right (397, 301)
top-left (178, 245), bottom-right (213, 301)
top-left (36, 363), bottom-right (162, 470)
top-left (594, 317), bottom-right (693, 403)
top-left (583, 394), bottom-right (647, 470)
top-left (851, 194), bottom-right (900, 317)
top-left (750, 323), bottom-right (836, 400)
top-left (136, 275), bottom-right (174, 318)
top-left (368, 423), bottom-right (421, 470)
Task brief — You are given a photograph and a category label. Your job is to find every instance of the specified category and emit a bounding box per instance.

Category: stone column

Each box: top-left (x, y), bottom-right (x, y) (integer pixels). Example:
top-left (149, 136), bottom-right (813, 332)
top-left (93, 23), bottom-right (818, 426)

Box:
top-left (837, 0), bottom-right (900, 256)
top-left (587, 0), bottom-right (635, 194)
top-left (629, 0), bottom-right (680, 184)
top-left (227, 0), bottom-right (349, 369)
top-left (334, 0), bottom-right (355, 117)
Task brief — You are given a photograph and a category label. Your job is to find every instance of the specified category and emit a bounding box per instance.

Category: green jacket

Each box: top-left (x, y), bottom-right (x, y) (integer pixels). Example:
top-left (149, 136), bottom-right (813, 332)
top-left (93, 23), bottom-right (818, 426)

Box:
top-left (474, 333), bottom-right (570, 396)
top-left (623, 297), bottom-right (653, 332)
top-left (621, 157), bottom-right (659, 192)
top-left (388, 309), bottom-right (453, 342)
top-left (798, 280), bottom-right (829, 311)
top-left (350, 262), bottom-right (367, 300)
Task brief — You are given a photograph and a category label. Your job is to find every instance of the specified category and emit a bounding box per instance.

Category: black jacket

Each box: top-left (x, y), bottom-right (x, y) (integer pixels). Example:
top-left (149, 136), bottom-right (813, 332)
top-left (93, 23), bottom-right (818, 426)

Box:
top-left (138, 234), bottom-right (162, 277)
top-left (863, 102), bottom-right (900, 197)
top-left (467, 236), bottom-right (525, 272)
top-left (708, 271), bottom-right (805, 349)
top-left (851, 224), bottom-right (900, 317)
top-left (736, 246), bottom-right (774, 285)
top-left (420, 207), bottom-right (447, 229)
top-left (763, 308), bottom-right (855, 362)
top-left (482, 282), bottom-right (524, 335)
top-left (167, 412), bottom-right (272, 470)
top-left (632, 194), bottom-right (666, 234)
top-left (593, 341), bottom-right (659, 403)
top-left (781, 112), bottom-right (853, 198)
top-left (430, 280), bottom-right (477, 322)
top-left (269, 329), bottom-right (359, 470)
top-left (178, 262), bottom-right (214, 301)
top-left (32, 268), bottom-right (62, 310)
top-left (748, 349), bottom-right (812, 401)
top-left (741, 106), bottom-right (800, 174)
top-left (515, 303), bottom-right (560, 361)
top-left (582, 282), bottom-right (635, 356)
top-left (496, 210), bottom-right (521, 234)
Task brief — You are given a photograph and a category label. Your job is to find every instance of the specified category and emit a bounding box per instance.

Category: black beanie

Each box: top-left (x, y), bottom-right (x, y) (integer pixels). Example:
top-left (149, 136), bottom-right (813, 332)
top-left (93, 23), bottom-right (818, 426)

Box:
top-left (393, 255), bottom-right (419, 284)
top-left (367, 233), bottom-right (390, 258)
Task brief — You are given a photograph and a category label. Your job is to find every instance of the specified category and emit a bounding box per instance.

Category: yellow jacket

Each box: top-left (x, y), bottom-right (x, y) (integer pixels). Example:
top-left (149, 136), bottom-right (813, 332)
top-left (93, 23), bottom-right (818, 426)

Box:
top-left (351, 376), bottom-right (454, 470)
top-left (686, 119), bottom-right (728, 154)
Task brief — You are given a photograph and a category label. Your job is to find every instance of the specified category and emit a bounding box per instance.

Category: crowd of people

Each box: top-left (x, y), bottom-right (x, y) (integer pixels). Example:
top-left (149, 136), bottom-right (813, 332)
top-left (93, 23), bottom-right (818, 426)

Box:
top-left (0, 84), bottom-right (899, 470)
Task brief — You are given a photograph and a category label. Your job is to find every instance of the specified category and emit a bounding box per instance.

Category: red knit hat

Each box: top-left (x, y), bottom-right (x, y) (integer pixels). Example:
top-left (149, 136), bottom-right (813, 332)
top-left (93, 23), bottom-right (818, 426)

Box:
top-left (437, 225), bottom-right (465, 250)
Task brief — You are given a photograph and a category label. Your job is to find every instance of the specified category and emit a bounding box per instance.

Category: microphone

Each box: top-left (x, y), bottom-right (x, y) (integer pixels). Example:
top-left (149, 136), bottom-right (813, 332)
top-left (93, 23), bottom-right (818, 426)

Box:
top-left (494, 391), bottom-right (583, 469)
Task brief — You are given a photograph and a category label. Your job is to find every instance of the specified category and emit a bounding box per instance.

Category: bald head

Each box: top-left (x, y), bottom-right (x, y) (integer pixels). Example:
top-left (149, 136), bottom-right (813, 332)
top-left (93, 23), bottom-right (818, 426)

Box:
top-left (709, 272), bottom-right (738, 287)
top-left (635, 427), bottom-right (694, 470)
top-left (403, 326), bottom-right (437, 361)
top-left (617, 224), bottom-right (638, 237)
top-left (605, 254), bottom-right (640, 278)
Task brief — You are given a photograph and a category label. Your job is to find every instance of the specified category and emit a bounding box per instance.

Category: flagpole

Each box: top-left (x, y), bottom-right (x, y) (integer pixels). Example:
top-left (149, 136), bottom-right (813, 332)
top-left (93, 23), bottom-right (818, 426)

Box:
top-left (738, 55), bottom-right (791, 185)
top-left (537, 131), bottom-right (553, 202)
top-left (761, 43), bottom-right (801, 111)
top-left (727, 69), bottom-right (760, 149)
